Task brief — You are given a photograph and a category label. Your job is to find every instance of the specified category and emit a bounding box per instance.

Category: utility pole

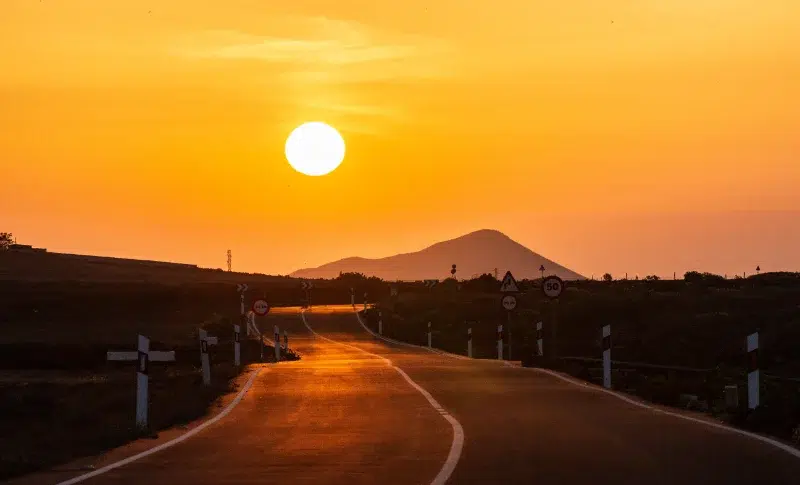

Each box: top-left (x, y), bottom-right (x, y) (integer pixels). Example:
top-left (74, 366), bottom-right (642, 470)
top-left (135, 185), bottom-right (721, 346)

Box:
top-left (227, 250), bottom-right (232, 272)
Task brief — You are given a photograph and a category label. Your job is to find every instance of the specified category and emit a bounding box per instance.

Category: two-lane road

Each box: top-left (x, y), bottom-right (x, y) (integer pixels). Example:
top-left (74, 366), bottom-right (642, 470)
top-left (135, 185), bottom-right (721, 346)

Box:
top-left (20, 305), bottom-right (800, 485)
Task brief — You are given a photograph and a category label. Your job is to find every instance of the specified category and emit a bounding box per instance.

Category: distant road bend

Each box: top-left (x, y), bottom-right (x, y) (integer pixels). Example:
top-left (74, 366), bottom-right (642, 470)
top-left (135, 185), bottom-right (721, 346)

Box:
top-left (21, 305), bottom-right (800, 485)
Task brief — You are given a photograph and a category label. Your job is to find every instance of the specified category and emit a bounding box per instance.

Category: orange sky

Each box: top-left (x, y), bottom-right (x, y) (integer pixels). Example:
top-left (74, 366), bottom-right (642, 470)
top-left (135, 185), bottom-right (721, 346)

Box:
top-left (2, 0), bottom-right (799, 278)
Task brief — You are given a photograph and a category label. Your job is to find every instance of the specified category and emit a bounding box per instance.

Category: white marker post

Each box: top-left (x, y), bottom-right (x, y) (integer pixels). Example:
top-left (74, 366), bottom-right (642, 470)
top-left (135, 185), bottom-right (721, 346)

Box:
top-left (467, 327), bottom-right (472, 358)
top-left (536, 321), bottom-right (543, 357)
top-left (283, 330), bottom-right (288, 352)
top-left (747, 332), bottom-right (759, 410)
top-left (497, 324), bottom-right (503, 360)
top-left (427, 321), bottom-right (432, 348)
top-left (274, 325), bottom-right (281, 361)
top-left (378, 311), bottom-right (383, 336)
top-left (199, 329), bottom-right (218, 386)
top-left (364, 292), bottom-right (368, 312)
top-left (351, 288), bottom-right (355, 308)
top-left (233, 324), bottom-right (241, 366)
top-left (602, 324), bottom-right (612, 389)
top-left (106, 335), bottom-right (175, 429)
top-left (136, 336), bottom-right (149, 428)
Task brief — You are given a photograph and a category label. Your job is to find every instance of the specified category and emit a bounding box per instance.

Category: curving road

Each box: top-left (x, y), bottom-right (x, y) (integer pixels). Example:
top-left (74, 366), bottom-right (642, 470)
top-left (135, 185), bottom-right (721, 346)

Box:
top-left (20, 305), bottom-right (800, 485)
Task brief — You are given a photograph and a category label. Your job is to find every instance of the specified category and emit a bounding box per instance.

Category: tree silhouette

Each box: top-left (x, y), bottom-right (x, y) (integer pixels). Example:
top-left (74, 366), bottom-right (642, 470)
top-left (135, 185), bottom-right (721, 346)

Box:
top-left (0, 232), bottom-right (14, 250)
top-left (602, 273), bottom-right (613, 282)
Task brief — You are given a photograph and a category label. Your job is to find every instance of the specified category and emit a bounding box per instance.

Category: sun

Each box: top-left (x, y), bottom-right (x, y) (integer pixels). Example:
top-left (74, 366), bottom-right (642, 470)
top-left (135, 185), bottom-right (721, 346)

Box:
top-left (284, 122), bottom-right (346, 176)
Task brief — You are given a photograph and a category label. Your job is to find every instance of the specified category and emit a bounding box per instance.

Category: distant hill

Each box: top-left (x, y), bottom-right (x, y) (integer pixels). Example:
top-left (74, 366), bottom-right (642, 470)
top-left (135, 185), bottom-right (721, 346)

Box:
top-left (290, 229), bottom-right (584, 281)
top-left (0, 246), bottom-right (287, 285)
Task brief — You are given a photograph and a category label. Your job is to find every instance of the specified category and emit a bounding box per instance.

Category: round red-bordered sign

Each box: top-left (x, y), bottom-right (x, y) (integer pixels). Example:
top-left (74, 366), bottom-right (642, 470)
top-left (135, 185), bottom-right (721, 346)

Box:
top-left (542, 276), bottom-right (564, 299)
top-left (252, 299), bottom-right (270, 316)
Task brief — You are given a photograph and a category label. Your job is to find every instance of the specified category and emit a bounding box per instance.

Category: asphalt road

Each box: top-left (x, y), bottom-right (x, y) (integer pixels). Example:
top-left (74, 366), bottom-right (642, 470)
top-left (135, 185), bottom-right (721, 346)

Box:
top-left (28, 305), bottom-right (800, 484)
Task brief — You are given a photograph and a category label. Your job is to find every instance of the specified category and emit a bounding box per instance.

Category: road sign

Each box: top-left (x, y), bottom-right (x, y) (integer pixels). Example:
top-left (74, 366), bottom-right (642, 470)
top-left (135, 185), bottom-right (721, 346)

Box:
top-left (390, 286), bottom-right (398, 297)
top-left (424, 279), bottom-right (439, 288)
top-left (237, 284), bottom-right (248, 292)
top-left (252, 299), bottom-right (270, 316)
top-left (301, 281), bottom-right (313, 290)
top-left (542, 275), bottom-right (564, 299)
top-left (499, 271), bottom-right (519, 292)
top-left (501, 294), bottom-right (517, 311)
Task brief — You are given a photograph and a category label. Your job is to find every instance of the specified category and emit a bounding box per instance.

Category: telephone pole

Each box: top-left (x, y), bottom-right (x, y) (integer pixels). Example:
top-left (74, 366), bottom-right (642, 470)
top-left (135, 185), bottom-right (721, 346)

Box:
top-left (227, 250), bottom-right (232, 272)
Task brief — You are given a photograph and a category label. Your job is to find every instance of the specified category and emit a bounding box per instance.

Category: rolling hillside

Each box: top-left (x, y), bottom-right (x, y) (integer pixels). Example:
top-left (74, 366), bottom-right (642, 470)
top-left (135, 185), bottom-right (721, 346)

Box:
top-left (290, 229), bottom-right (584, 281)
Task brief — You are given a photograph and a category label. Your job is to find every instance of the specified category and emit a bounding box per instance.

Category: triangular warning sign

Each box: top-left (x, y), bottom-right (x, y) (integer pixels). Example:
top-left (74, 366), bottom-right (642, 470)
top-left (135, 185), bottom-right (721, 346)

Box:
top-left (500, 271), bottom-right (519, 292)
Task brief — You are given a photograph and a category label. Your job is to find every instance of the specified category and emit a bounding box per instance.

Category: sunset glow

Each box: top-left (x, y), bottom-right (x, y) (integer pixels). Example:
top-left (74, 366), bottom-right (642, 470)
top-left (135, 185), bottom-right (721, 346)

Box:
top-left (1, 1), bottom-right (799, 276)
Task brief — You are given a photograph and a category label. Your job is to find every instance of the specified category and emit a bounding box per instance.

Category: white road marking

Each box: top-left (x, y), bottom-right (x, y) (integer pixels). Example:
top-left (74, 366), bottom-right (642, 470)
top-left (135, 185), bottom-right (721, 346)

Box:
top-left (54, 368), bottom-right (263, 485)
top-left (300, 311), bottom-right (464, 485)
top-left (517, 366), bottom-right (800, 460)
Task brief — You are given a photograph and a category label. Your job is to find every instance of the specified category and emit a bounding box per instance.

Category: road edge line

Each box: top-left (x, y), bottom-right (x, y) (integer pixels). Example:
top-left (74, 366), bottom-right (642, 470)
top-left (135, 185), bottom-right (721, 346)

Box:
top-left (300, 311), bottom-right (465, 485)
top-left (355, 312), bottom-right (471, 361)
top-left (54, 367), bottom-right (262, 485)
top-left (519, 366), bottom-right (800, 460)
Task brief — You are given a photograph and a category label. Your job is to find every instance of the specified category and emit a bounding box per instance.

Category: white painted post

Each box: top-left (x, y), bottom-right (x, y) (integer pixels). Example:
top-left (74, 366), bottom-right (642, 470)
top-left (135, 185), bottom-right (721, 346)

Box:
top-left (497, 324), bottom-right (503, 360)
top-left (467, 327), bottom-right (473, 358)
top-left (378, 311), bottom-right (383, 335)
top-left (107, 337), bottom-right (175, 430)
top-left (364, 292), bottom-right (368, 311)
top-left (199, 329), bottom-right (211, 386)
top-left (351, 288), bottom-right (355, 308)
top-left (536, 321), bottom-right (543, 357)
top-left (274, 325), bottom-right (280, 361)
top-left (234, 324), bottom-right (241, 366)
top-left (136, 335), bottom-right (149, 429)
top-left (427, 321), bottom-right (432, 348)
top-left (747, 332), bottom-right (759, 409)
top-left (283, 330), bottom-right (288, 352)
top-left (602, 324), bottom-right (611, 389)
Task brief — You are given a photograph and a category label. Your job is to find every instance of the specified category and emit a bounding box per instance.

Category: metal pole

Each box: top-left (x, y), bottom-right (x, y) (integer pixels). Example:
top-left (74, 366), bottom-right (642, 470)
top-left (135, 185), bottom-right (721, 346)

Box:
top-left (507, 311), bottom-right (512, 361)
top-left (234, 324), bottom-right (241, 366)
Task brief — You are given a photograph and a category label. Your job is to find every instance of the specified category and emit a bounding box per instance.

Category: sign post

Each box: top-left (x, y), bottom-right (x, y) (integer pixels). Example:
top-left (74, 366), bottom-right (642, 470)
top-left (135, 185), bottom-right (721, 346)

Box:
top-left (350, 288), bottom-right (355, 308)
top-left (233, 324), bottom-right (241, 366)
top-left (378, 311), bottom-right (383, 335)
top-left (500, 271), bottom-right (519, 360)
top-left (542, 275), bottom-right (564, 358)
top-left (427, 321), bottom-right (432, 348)
top-left (107, 335), bottom-right (175, 429)
top-left (747, 332), bottom-right (759, 410)
top-left (497, 324), bottom-right (504, 360)
top-left (364, 292), bottom-right (368, 312)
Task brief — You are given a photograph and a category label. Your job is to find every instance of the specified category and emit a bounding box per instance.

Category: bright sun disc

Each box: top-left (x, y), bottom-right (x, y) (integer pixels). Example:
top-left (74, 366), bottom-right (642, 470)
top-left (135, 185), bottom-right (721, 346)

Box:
top-left (284, 122), bottom-right (346, 176)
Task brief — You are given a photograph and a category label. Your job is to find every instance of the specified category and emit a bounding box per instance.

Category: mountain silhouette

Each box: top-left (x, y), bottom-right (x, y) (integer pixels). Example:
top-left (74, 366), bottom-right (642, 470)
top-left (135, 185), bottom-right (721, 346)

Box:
top-left (290, 229), bottom-right (584, 281)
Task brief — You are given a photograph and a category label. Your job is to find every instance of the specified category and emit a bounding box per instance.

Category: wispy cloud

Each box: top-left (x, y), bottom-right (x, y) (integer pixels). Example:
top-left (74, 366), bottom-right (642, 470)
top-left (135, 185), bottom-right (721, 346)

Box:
top-left (175, 16), bottom-right (456, 84)
top-left (171, 16), bottom-right (458, 134)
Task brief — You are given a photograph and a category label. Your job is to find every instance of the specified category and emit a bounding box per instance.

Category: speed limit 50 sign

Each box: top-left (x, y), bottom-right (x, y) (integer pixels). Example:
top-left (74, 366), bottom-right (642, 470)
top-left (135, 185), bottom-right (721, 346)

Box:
top-left (542, 276), bottom-right (564, 299)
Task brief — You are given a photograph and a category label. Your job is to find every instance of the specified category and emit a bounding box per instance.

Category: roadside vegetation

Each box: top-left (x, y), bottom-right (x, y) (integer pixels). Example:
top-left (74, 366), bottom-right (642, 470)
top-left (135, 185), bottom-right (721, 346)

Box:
top-left (361, 271), bottom-right (800, 446)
